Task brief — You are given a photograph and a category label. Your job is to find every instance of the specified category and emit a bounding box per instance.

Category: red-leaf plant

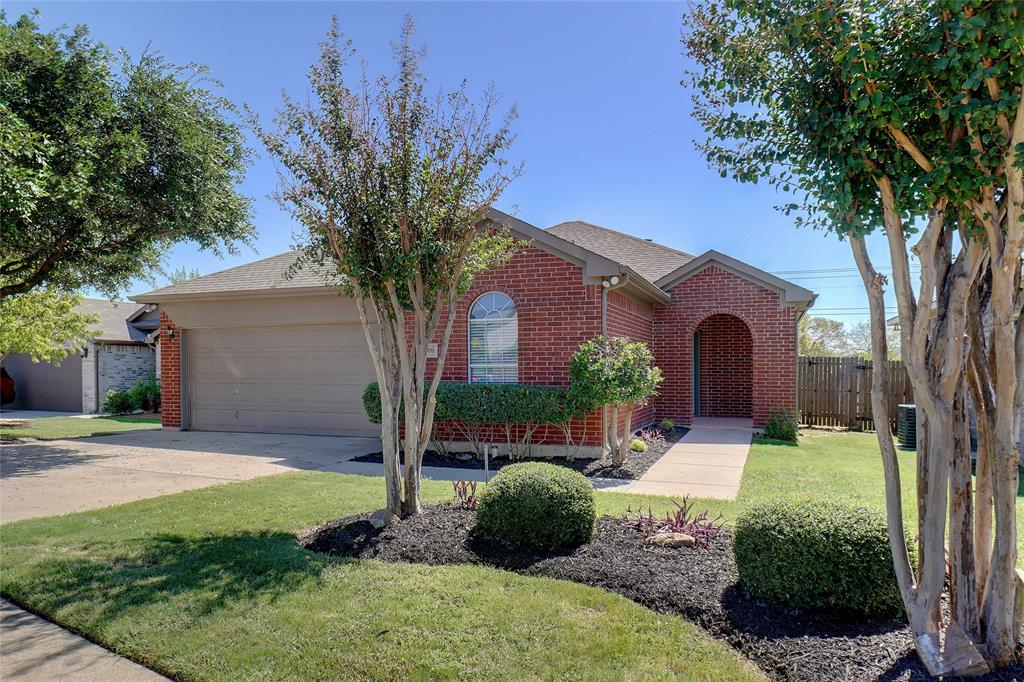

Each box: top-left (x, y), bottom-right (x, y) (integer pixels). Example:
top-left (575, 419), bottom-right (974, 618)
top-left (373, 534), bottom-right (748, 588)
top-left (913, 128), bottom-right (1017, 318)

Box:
top-left (620, 497), bottom-right (724, 547)
top-left (637, 427), bottom-right (667, 448)
top-left (453, 480), bottom-right (479, 511)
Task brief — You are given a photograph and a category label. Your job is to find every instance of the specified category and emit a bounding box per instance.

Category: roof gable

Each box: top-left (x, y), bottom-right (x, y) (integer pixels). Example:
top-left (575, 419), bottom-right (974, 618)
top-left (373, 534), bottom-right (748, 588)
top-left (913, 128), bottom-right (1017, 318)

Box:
top-left (546, 220), bottom-right (695, 283)
top-left (655, 250), bottom-right (816, 308)
top-left (79, 299), bottom-right (150, 342)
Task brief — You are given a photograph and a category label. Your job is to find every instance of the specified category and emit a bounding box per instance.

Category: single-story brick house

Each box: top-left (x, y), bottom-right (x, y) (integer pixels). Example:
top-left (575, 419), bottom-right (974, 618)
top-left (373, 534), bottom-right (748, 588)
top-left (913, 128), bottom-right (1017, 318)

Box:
top-left (134, 210), bottom-right (815, 452)
top-left (2, 299), bottom-right (161, 413)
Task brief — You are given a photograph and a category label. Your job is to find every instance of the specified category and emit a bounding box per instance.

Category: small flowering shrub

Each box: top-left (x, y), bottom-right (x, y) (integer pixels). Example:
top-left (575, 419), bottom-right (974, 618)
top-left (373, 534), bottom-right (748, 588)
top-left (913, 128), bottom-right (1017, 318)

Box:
top-left (630, 438), bottom-right (647, 452)
top-left (452, 480), bottom-right (479, 510)
top-left (638, 427), bottom-right (667, 447)
top-left (621, 497), bottom-right (724, 548)
top-left (102, 388), bottom-right (136, 415)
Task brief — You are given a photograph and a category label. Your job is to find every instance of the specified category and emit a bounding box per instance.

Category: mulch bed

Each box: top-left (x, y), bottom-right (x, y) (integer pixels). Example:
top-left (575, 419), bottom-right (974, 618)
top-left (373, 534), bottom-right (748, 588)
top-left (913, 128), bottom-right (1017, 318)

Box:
top-left (350, 427), bottom-right (687, 480)
top-left (300, 504), bottom-right (1024, 682)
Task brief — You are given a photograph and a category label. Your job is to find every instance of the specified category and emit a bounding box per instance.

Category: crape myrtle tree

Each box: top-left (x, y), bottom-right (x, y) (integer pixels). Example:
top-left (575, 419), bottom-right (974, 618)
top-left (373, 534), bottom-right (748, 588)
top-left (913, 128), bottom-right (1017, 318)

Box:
top-left (685, 0), bottom-right (1022, 671)
top-left (0, 12), bottom-right (254, 300)
top-left (252, 17), bottom-right (518, 520)
top-left (570, 336), bottom-right (662, 465)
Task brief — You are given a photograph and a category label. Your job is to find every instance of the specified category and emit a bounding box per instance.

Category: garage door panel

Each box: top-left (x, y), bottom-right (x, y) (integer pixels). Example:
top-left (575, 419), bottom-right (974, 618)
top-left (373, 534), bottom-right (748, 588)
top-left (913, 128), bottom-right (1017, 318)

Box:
top-left (188, 324), bottom-right (378, 437)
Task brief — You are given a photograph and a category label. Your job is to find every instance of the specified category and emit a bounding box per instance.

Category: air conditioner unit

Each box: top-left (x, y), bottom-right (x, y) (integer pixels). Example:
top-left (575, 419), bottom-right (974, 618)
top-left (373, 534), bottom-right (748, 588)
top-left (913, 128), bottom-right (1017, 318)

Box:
top-left (897, 404), bottom-right (917, 451)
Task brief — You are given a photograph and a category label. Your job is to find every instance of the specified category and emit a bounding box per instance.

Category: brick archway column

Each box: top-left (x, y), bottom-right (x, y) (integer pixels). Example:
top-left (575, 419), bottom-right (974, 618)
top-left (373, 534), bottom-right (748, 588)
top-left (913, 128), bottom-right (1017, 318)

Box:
top-left (651, 265), bottom-right (798, 428)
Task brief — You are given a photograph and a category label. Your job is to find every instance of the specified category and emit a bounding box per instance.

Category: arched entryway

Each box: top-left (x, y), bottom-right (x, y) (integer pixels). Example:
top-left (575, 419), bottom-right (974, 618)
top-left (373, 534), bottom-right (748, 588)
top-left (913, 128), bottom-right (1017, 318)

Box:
top-left (693, 313), bottom-right (752, 419)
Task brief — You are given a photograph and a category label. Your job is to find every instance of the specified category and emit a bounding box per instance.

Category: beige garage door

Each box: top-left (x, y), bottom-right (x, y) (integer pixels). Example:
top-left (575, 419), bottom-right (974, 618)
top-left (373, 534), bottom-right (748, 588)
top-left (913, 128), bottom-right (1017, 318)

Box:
top-left (187, 325), bottom-right (378, 437)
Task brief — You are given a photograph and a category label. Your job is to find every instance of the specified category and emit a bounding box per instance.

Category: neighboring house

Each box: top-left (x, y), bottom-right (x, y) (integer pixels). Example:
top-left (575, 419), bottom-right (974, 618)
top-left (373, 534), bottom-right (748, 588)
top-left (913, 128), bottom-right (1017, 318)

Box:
top-left (2, 300), bottom-right (161, 413)
top-left (134, 210), bottom-right (815, 451)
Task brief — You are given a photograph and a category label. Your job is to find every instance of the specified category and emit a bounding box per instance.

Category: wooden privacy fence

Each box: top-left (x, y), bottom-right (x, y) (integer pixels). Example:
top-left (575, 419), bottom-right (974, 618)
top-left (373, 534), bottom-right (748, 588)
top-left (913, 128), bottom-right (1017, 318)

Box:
top-left (798, 356), bottom-right (913, 430)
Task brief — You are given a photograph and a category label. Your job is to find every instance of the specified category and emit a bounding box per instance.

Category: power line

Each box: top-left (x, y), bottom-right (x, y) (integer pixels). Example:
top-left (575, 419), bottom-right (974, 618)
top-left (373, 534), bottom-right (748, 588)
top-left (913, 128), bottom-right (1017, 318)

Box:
top-left (771, 265), bottom-right (919, 275)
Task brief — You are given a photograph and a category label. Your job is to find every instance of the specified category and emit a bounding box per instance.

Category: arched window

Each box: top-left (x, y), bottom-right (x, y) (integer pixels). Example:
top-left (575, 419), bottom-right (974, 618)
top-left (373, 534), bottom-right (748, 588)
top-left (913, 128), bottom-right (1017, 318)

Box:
top-left (468, 292), bottom-right (518, 383)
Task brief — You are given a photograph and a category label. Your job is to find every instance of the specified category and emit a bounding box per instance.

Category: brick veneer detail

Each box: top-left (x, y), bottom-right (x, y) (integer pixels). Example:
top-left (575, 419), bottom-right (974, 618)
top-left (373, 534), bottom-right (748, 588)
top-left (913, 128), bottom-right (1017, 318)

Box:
top-left (651, 265), bottom-right (798, 427)
top-left (159, 312), bottom-right (181, 429)
top-left (157, 254), bottom-right (799, 438)
top-left (696, 313), bottom-right (753, 418)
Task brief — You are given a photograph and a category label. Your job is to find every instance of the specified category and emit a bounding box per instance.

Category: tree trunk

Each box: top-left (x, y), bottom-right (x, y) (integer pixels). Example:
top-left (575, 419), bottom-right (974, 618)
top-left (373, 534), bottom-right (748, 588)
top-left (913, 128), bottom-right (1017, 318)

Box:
top-left (850, 237), bottom-right (917, 610)
top-left (605, 404), bottom-right (620, 460)
top-left (949, 374), bottom-right (980, 642)
top-left (615, 403), bottom-right (634, 466)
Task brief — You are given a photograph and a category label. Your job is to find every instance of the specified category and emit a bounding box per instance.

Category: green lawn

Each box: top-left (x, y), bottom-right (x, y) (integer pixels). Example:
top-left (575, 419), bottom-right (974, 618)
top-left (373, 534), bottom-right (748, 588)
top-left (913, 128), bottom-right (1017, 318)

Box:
top-left (0, 415), bottom-right (160, 441)
top-left (2, 429), bottom-right (1020, 680)
top-left (741, 430), bottom-right (1024, 552)
top-left (0, 475), bottom-right (761, 681)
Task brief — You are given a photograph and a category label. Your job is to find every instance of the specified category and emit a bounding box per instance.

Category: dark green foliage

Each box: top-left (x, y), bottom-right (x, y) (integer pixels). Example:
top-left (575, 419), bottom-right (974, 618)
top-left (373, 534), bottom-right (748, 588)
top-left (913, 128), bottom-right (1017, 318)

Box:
top-left (568, 336), bottom-right (661, 410)
top-left (0, 13), bottom-right (253, 298)
top-left (102, 388), bottom-right (136, 415)
top-left (128, 373), bottom-right (161, 412)
top-left (103, 374), bottom-right (161, 414)
top-left (362, 381), bottom-right (583, 427)
top-left (762, 408), bottom-right (799, 442)
top-left (684, 0), bottom-right (1023, 240)
top-left (475, 462), bottom-right (596, 549)
top-left (734, 500), bottom-right (907, 617)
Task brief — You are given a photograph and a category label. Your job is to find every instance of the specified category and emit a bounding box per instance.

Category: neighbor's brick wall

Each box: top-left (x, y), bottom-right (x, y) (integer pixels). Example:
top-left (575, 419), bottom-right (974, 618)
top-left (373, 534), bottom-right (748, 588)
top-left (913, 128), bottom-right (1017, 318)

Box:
top-left (696, 313), bottom-right (753, 418)
top-left (160, 312), bottom-right (181, 429)
top-left (426, 245), bottom-right (605, 446)
top-left (97, 344), bottom-right (155, 405)
top-left (606, 290), bottom-right (657, 432)
top-left (652, 265), bottom-right (798, 427)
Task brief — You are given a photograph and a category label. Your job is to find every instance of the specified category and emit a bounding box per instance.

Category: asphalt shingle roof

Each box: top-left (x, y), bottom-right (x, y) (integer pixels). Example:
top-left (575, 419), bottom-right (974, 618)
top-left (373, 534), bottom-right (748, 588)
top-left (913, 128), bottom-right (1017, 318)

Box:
top-left (545, 221), bottom-right (695, 284)
top-left (134, 251), bottom-right (333, 300)
top-left (79, 299), bottom-right (148, 342)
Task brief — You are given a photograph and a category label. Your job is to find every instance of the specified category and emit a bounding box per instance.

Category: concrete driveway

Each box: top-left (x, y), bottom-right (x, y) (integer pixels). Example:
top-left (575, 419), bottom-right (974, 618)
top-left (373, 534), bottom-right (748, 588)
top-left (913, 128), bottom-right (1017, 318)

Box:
top-left (0, 430), bottom-right (381, 523)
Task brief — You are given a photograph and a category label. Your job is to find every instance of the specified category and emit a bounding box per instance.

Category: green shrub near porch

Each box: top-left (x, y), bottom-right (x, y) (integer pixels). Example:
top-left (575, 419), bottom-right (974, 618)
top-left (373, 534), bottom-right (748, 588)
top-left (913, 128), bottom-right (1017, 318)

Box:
top-left (361, 381), bottom-right (589, 427)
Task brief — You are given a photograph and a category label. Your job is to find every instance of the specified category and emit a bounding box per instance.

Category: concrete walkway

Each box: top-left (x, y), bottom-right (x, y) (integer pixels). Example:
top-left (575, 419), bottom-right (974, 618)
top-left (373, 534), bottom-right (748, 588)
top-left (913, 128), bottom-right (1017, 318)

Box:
top-left (597, 417), bottom-right (754, 499)
top-left (0, 600), bottom-right (166, 681)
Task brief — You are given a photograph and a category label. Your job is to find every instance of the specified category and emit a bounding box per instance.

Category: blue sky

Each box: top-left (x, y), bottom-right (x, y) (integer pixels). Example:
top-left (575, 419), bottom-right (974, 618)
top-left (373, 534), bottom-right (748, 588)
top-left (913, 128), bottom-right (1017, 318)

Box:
top-left (13, 1), bottom-right (904, 323)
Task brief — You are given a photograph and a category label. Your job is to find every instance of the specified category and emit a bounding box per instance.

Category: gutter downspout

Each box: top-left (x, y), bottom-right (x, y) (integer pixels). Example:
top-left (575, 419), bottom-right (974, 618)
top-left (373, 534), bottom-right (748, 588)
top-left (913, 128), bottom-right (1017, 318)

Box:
top-left (599, 273), bottom-right (630, 455)
top-left (600, 272), bottom-right (630, 336)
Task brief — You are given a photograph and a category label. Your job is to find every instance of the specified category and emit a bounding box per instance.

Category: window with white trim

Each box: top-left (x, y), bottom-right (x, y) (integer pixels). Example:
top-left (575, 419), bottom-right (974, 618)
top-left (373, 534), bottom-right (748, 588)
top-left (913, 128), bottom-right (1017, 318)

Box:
top-left (468, 292), bottom-right (518, 383)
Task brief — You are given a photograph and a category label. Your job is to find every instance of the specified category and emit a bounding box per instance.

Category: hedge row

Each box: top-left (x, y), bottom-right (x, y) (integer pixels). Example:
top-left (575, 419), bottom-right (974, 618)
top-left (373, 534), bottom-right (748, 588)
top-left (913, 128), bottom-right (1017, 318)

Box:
top-left (362, 381), bottom-right (591, 426)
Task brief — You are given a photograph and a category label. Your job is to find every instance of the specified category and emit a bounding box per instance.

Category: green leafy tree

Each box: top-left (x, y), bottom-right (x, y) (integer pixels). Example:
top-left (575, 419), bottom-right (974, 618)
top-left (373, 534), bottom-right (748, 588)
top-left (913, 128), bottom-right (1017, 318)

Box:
top-left (0, 291), bottom-right (98, 364)
top-left (570, 336), bottom-right (662, 466)
top-left (167, 267), bottom-right (202, 284)
top-left (799, 317), bottom-right (901, 360)
top-left (0, 12), bottom-right (254, 299)
top-left (685, 0), bottom-right (1022, 667)
top-left (844, 322), bottom-right (901, 361)
top-left (798, 316), bottom-right (849, 356)
top-left (252, 17), bottom-right (518, 520)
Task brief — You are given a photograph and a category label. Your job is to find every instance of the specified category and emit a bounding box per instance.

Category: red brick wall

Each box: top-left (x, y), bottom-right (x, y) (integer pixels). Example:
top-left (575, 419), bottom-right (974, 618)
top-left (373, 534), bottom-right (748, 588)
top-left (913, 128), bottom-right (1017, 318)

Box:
top-left (428, 245), bottom-right (605, 446)
top-left (696, 313), bottom-right (752, 418)
top-left (651, 265), bottom-right (798, 427)
top-left (159, 312), bottom-right (181, 429)
top-left (606, 290), bottom-right (657, 432)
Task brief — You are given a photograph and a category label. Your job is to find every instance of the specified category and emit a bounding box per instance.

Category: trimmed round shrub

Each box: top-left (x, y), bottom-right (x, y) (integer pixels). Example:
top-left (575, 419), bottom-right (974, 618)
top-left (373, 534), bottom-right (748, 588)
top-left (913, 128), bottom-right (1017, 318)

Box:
top-left (475, 462), bottom-right (596, 549)
top-left (630, 438), bottom-right (647, 452)
top-left (734, 500), bottom-right (907, 618)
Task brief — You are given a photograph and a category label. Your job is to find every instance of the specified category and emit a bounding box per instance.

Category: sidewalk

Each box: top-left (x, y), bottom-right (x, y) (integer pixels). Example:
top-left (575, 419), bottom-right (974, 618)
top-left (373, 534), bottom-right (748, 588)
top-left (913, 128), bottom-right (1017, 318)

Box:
top-left (0, 600), bottom-right (166, 681)
top-left (596, 417), bottom-right (754, 499)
